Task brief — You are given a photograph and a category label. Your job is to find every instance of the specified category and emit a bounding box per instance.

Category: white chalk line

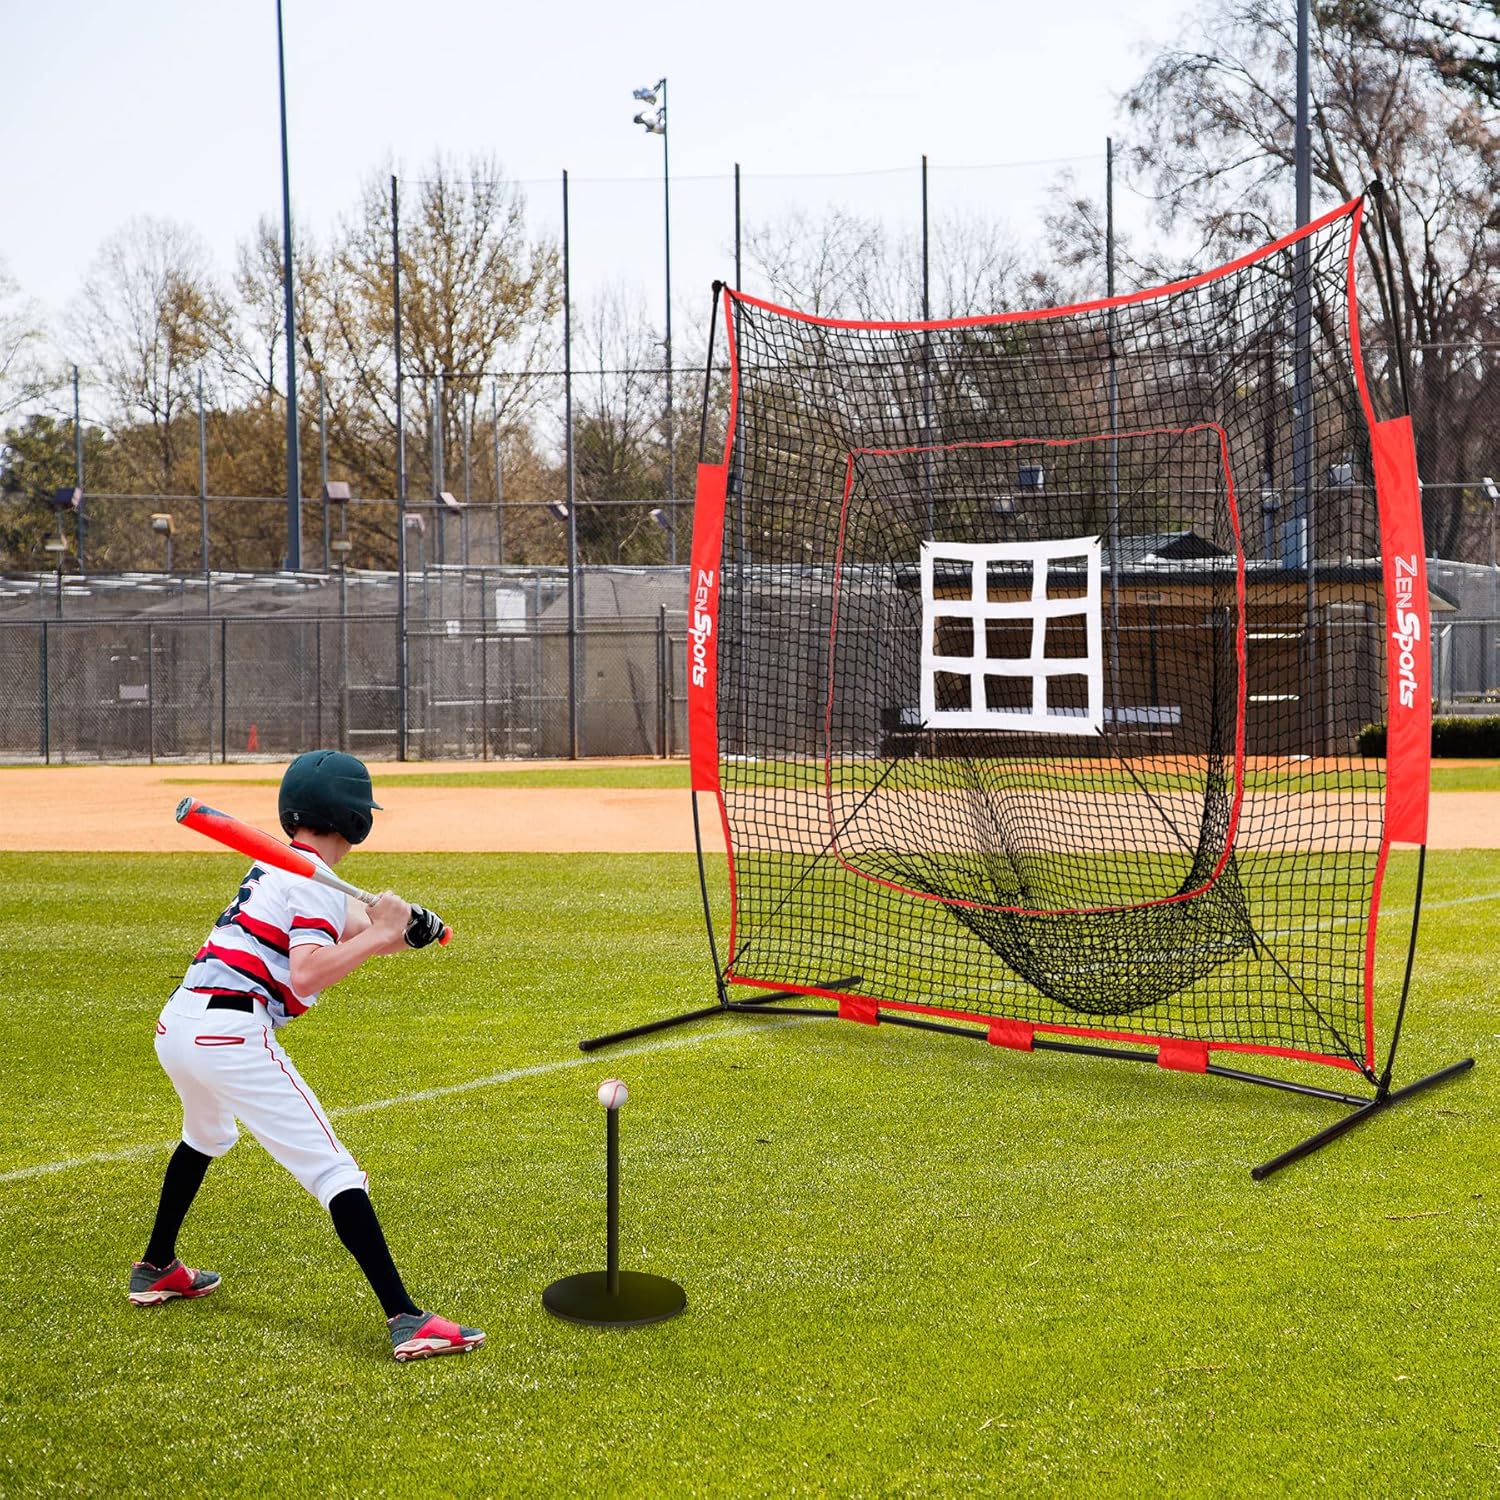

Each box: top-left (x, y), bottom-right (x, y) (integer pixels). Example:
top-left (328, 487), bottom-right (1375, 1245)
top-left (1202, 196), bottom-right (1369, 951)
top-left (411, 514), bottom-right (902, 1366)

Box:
top-left (0, 1015), bottom-right (800, 1187)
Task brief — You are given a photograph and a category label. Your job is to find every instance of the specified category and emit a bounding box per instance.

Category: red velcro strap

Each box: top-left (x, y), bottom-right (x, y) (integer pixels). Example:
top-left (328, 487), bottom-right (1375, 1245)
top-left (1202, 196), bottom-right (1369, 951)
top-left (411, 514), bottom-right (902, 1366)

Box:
top-left (986, 1020), bottom-right (1035, 1051)
top-left (1157, 1039), bottom-right (1210, 1073)
top-left (837, 997), bottom-right (879, 1026)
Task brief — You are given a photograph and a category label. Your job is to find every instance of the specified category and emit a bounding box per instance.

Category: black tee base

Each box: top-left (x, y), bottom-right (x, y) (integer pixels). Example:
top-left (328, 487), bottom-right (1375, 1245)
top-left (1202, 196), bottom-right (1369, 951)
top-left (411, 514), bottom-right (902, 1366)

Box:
top-left (542, 1270), bottom-right (688, 1328)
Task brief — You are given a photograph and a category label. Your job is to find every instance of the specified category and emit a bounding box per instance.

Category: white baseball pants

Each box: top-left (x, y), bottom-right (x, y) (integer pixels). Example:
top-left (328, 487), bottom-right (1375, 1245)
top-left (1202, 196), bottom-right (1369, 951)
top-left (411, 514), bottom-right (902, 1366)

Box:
top-left (155, 989), bottom-right (366, 1209)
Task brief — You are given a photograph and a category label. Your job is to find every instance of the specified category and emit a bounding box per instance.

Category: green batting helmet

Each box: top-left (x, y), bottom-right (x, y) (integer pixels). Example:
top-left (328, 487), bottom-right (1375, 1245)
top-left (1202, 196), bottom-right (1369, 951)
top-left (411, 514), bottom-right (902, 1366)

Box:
top-left (278, 750), bottom-right (383, 845)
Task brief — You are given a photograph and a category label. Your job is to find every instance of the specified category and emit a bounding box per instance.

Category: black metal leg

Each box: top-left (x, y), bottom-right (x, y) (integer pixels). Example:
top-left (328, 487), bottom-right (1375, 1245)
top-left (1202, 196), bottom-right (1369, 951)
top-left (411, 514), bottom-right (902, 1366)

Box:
top-left (1251, 1056), bottom-right (1475, 1181)
top-left (579, 1002), bottom-right (728, 1053)
top-left (579, 977), bottom-right (863, 1051)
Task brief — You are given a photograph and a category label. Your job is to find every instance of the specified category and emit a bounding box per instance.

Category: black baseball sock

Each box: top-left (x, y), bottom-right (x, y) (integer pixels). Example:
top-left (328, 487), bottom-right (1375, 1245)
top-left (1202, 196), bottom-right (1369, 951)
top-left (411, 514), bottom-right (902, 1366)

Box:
top-left (328, 1188), bottom-right (420, 1320)
top-left (142, 1141), bottom-right (213, 1268)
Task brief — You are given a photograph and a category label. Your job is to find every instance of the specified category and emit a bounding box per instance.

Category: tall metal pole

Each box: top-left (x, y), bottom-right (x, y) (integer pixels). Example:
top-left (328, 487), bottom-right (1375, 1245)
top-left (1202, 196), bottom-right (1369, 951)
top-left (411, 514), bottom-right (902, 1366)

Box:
top-left (1488, 484), bottom-right (1498, 690)
top-left (275, 0), bottom-right (302, 571)
top-left (662, 79), bottom-right (676, 565)
top-left (564, 170), bottom-right (579, 759)
top-left (72, 365), bottom-right (85, 571)
top-left (319, 372), bottom-right (330, 570)
top-left (393, 173), bottom-right (409, 761)
top-left (199, 369), bottom-right (210, 608)
top-left (1290, 0), bottom-right (1314, 567)
top-left (462, 394), bottom-right (472, 504)
top-left (1293, 0), bottom-right (1318, 749)
top-left (493, 380), bottom-right (504, 565)
top-left (921, 154), bottom-right (934, 537)
top-left (1106, 138), bottom-right (1121, 722)
top-left (461, 392), bottom-right (472, 567)
top-left (734, 162), bottom-right (742, 290)
top-left (433, 370), bottom-right (445, 565)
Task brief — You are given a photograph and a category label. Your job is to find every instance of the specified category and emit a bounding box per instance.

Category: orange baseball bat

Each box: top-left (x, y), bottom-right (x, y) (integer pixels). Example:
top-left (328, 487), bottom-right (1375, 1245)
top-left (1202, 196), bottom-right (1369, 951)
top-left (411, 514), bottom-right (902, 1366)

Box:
top-left (174, 796), bottom-right (452, 946)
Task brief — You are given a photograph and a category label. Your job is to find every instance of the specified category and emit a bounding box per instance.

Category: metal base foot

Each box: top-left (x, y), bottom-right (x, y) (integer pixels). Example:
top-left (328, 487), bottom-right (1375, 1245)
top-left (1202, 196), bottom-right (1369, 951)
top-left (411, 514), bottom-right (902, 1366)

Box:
top-left (542, 1270), bottom-right (688, 1328)
top-left (579, 1003), bottom-right (727, 1053)
top-left (1251, 1056), bottom-right (1475, 1180)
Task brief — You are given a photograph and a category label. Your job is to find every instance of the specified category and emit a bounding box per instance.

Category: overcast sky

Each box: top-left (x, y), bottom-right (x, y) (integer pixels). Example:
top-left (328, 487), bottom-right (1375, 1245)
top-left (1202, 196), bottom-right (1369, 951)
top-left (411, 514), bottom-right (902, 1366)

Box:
top-left (2, 0), bottom-right (1193, 343)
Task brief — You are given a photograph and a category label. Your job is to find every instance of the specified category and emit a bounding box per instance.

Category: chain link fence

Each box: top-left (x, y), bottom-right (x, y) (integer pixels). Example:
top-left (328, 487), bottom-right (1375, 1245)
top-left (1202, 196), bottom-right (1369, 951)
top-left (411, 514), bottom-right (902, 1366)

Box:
top-left (1, 544), bottom-right (1498, 764)
top-left (0, 566), bottom-right (690, 763)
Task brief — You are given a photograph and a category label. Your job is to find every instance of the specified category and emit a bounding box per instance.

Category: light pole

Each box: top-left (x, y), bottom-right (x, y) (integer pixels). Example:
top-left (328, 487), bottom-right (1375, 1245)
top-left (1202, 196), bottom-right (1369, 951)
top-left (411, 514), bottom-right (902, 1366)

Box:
top-left (632, 77), bottom-right (675, 565)
top-left (275, 0), bottom-right (302, 571)
top-left (1485, 477), bottom-right (1499, 693)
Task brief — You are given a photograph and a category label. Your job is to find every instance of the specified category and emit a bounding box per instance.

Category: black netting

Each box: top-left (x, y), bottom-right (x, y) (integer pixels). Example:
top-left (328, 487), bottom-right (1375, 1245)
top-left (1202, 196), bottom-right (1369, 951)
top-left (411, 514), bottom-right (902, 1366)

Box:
top-left (713, 201), bottom-right (1390, 1069)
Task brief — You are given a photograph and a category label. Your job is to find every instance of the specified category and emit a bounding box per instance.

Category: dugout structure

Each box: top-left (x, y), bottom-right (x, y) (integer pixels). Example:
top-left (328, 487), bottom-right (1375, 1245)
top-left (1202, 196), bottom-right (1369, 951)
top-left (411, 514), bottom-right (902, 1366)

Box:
top-left (583, 190), bottom-right (1472, 1178)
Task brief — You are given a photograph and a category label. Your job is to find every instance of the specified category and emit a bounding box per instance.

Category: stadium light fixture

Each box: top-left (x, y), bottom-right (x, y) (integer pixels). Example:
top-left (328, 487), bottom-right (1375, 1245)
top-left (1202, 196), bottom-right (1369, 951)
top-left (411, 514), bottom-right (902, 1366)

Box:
top-left (150, 512), bottom-right (176, 574)
top-left (632, 83), bottom-right (660, 104)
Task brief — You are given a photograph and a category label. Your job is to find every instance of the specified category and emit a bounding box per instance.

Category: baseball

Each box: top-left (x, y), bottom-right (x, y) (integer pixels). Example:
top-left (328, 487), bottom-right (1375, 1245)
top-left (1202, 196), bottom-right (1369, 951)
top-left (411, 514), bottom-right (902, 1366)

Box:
top-left (596, 1078), bottom-right (629, 1110)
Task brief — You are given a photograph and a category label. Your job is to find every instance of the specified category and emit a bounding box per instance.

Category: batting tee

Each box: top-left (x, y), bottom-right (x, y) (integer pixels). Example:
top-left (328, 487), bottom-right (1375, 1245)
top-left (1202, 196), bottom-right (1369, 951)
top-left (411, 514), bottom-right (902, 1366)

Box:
top-left (582, 190), bottom-right (1471, 1178)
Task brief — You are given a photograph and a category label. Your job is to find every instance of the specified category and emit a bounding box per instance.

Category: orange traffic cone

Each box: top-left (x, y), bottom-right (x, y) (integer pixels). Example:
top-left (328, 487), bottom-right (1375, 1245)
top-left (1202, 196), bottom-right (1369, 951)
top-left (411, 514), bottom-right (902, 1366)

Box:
top-left (247, 723), bottom-right (259, 752)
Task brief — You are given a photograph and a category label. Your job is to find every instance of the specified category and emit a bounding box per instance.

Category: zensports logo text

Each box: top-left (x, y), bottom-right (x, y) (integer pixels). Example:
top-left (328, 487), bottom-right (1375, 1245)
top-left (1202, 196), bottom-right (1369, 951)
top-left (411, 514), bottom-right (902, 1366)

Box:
top-left (1391, 554), bottom-right (1421, 710)
top-left (690, 569), bottom-right (716, 689)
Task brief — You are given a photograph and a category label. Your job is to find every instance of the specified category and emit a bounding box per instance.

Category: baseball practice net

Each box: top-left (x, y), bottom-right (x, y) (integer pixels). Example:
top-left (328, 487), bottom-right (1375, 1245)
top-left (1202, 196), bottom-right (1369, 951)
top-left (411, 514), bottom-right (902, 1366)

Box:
top-left (573, 192), bottom-right (1472, 1176)
top-left (686, 195), bottom-right (1435, 1083)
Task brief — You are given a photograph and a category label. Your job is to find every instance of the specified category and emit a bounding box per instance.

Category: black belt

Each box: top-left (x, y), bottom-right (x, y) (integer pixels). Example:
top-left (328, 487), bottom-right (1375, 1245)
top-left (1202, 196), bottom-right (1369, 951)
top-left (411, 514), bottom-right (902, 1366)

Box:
top-left (204, 995), bottom-right (255, 1014)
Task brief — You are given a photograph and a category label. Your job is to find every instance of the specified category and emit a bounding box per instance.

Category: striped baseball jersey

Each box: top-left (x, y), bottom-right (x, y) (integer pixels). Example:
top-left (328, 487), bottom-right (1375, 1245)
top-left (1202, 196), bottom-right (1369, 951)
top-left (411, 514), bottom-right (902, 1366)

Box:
top-left (179, 842), bottom-right (348, 1027)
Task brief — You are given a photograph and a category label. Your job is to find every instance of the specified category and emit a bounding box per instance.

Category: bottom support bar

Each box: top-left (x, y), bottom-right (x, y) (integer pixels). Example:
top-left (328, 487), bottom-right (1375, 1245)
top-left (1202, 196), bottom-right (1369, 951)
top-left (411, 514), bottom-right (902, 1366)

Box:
top-left (579, 994), bottom-right (1476, 1182)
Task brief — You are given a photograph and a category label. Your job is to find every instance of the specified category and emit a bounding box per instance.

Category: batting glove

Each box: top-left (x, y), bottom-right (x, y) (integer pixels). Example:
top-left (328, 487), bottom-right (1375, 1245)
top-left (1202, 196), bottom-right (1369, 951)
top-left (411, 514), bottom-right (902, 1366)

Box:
top-left (404, 905), bottom-right (446, 949)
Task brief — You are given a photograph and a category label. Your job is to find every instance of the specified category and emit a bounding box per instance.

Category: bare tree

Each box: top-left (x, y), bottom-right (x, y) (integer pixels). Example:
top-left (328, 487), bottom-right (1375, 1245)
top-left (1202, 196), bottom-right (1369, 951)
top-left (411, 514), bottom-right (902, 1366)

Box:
top-left (326, 155), bottom-right (563, 504)
top-left (744, 207), bottom-right (890, 318)
top-left (68, 217), bottom-right (232, 492)
top-left (0, 260), bottom-right (52, 420)
top-left (1123, 0), bottom-right (1500, 552)
top-left (746, 204), bottom-right (1032, 320)
top-left (571, 286), bottom-right (671, 563)
top-left (1332, 0), bottom-right (1500, 106)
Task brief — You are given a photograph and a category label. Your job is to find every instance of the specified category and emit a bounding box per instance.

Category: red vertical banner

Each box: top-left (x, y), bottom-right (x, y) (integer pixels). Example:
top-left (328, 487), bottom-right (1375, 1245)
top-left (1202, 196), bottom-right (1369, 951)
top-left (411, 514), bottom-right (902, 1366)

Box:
top-left (1373, 415), bottom-right (1430, 844)
top-left (688, 462), bottom-right (728, 793)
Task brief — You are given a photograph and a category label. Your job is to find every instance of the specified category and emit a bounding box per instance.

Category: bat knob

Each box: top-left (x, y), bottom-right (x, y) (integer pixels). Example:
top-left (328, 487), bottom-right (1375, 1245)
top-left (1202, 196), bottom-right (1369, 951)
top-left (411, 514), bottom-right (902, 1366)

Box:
top-left (174, 796), bottom-right (196, 823)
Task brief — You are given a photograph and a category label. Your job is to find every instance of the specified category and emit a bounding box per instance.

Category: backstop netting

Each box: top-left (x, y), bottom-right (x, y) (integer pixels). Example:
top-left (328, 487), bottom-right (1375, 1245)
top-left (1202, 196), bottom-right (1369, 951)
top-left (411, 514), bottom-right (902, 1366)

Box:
top-left (688, 195), bottom-right (1432, 1076)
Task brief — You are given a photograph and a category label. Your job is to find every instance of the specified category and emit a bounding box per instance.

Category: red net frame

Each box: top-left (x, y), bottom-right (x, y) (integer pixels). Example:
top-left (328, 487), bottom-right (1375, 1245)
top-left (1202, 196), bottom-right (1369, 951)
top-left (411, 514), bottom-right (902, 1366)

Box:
top-left (688, 196), bottom-right (1432, 1079)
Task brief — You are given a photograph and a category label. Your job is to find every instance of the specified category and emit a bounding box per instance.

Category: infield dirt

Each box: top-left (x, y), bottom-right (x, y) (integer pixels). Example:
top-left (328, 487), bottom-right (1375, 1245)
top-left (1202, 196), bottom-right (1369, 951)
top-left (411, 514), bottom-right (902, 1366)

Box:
top-left (1, 759), bottom-right (1497, 852)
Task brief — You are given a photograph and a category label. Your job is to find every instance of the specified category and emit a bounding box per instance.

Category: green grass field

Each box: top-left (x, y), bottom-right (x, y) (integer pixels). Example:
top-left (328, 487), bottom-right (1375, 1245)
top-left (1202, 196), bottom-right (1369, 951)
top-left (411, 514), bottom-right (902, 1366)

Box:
top-left (3, 848), bottom-right (1498, 1495)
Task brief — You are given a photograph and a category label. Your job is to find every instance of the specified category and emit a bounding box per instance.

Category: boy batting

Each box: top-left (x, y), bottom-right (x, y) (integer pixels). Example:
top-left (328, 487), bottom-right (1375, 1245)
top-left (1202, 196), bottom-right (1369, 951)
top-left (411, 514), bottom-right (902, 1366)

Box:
top-left (129, 750), bottom-right (484, 1363)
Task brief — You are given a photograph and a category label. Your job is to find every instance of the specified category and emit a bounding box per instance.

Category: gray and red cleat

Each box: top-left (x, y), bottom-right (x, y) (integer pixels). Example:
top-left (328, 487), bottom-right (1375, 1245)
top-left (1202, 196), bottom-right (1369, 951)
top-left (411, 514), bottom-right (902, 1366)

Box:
top-left (127, 1258), bottom-right (222, 1305)
top-left (388, 1310), bottom-right (486, 1362)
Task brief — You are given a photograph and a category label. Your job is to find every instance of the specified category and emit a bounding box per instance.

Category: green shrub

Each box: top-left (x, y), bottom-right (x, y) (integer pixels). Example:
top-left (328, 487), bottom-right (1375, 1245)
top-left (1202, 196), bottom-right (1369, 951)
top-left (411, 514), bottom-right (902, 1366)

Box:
top-left (1356, 716), bottom-right (1500, 757)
